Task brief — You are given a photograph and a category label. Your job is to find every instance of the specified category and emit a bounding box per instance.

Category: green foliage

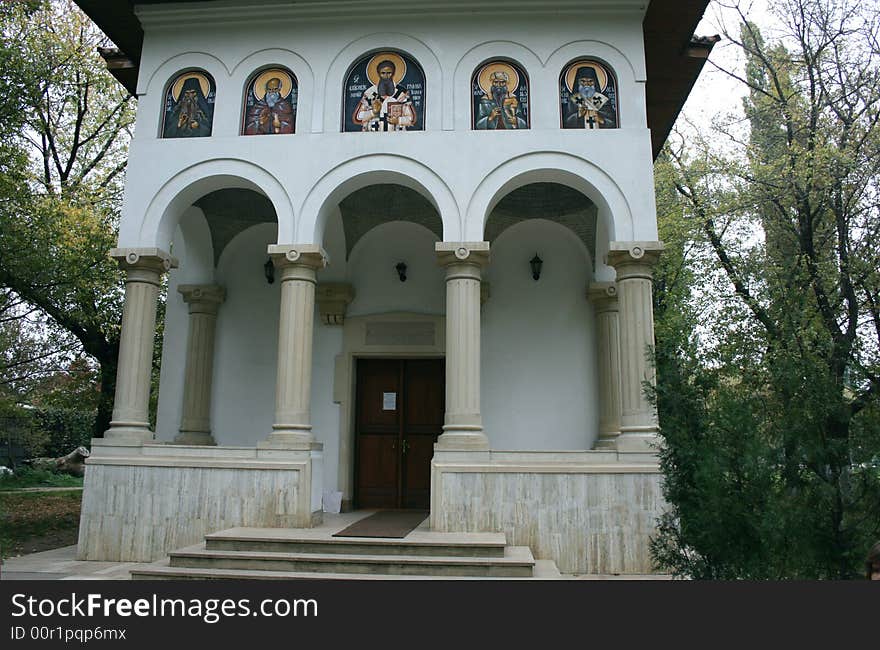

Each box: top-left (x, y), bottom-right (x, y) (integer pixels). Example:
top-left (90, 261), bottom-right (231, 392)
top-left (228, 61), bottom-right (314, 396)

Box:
top-left (652, 0), bottom-right (880, 579)
top-left (30, 408), bottom-right (93, 458)
top-left (0, 408), bottom-right (48, 465)
top-left (0, 405), bottom-right (92, 467)
top-left (0, 0), bottom-right (137, 437)
top-left (0, 466), bottom-right (83, 490)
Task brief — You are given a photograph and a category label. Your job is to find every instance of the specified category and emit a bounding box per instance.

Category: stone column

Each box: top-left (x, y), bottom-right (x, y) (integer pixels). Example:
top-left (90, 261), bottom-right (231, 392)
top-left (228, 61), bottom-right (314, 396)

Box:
top-left (263, 244), bottom-right (327, 448)
top-left (588, 282), bottom-right (622, 449)
top-left (435, 242), bottom-right (490, 450)
top-left (174, 285), bottom-right (226, 445)
top-left (606, 242), bottom-right (664, 452)
top-left (105, 248), bottom-right (177, 442)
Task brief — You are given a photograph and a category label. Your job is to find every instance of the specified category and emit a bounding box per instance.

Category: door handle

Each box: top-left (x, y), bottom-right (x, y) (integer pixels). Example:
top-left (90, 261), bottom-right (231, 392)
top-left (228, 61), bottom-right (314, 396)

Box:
top-left (401, 439), bottom-right (409, 455)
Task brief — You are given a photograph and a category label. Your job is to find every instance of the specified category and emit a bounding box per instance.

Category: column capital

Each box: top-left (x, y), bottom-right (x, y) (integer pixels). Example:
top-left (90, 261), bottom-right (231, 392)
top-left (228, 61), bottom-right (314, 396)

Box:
top-left (268, 244), bottom-right (328, 271)
top-left (606, 241), bottom-right (663, 280)
top-left (587, 282), bottom-right (619, 313)
top-left (110, 247), bottom-right (178, 276)
top-left (178, 284), bottom-right (226, 315)
top-left (435, 241), bottom-right (490, 268)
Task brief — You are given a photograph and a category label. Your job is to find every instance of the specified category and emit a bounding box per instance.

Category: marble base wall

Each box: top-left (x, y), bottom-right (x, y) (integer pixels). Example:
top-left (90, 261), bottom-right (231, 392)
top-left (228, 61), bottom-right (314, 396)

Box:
top-left (77, 440), bottom-right (322, 562)
top-left (430, 450), bottom-right (664, 574)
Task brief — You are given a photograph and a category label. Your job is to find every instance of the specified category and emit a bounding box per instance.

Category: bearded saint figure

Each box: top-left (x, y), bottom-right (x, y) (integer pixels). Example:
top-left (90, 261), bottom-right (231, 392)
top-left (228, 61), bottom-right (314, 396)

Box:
top-left (565, 66), bottom-right (613, 129)
top-left (475, 70), bottom-right (527, 130)
top-left (164, 77), bottom-right (213, 138)
top-left (244, 77), bottom-right (295, 135)
top-left (353, 60), bottom-right (416, 132)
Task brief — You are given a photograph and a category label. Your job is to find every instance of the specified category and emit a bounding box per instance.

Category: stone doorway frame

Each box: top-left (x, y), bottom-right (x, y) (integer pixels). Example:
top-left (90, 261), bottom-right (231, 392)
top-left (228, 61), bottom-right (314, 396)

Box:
top-left (333, 311), bottom-right (446, 511)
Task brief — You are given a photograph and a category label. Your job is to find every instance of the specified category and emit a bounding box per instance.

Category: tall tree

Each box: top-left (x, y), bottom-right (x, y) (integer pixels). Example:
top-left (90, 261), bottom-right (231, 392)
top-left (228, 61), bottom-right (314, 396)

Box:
top-left (0, 0), bottom-right (135, 436)
top-left (652, 0), bottom-right (880, 578)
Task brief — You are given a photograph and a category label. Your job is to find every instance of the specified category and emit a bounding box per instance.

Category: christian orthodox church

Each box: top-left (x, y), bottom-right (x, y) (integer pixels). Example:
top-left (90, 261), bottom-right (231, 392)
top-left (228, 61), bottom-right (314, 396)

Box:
top-left (73, 0), bottom-right (714, 576)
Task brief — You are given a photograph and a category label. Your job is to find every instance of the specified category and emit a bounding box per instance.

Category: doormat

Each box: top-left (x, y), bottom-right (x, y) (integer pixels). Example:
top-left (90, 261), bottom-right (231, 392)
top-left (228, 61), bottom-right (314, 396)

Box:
top-left (332, 510), bottom-right (429, 538)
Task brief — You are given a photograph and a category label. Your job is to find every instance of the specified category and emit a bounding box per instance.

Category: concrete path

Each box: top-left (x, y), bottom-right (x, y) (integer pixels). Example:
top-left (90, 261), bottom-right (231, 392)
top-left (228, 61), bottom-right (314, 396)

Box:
top-left (0, 546), bottom-right (151, 581)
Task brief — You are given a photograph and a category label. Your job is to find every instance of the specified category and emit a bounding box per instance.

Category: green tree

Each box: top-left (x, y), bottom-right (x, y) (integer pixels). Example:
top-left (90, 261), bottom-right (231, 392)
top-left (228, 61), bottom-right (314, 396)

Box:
top-left (651, 0), bottom-right (880, 578)
top-left (0, 0), bottom-right (135, 437)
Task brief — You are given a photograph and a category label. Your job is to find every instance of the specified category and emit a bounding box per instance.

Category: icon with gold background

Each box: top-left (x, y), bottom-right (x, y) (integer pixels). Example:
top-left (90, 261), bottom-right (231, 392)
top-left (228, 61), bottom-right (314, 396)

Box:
top-left (243, 68), bottom-right (298, 135)
top-left (472, 60), bottom-right (529, 130)
top-left (560, 59), bottom-right (617, 129)
top-left (162, 71), bottom-right (215, 138)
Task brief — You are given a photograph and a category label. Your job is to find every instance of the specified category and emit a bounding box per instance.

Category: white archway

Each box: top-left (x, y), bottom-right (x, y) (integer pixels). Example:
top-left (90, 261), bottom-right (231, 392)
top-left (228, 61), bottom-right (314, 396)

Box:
top-left (136, 159), bottom-right (295, 249)
top-left (465, 151), bottom-right (634, 243)
top-left (300, 153), bottom-right (461, 245)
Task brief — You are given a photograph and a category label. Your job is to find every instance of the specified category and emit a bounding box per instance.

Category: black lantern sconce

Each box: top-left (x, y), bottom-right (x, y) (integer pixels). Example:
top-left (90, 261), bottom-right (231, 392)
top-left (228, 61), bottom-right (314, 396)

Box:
top-left (264, 258), bottom-right (275, 284)
top-left (530, 253), bottom-right (543, 281)
top-left (396, 262), bottom-right (408, 282)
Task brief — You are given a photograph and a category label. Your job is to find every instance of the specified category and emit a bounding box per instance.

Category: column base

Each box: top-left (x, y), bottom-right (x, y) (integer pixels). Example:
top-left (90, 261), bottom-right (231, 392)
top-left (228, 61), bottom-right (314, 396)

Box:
top-left (173, 431), bottom-right (217, 446)
top-left (259, 432), bottom-right (315, 450)
top-left (435, 429), bottom-right (489, 451)
top-left (103, 425), bottom-right (154, 443)
top-left (594, 434), bottom-right (619, 450)
top-left (616, 427), bottom-right (661, 453)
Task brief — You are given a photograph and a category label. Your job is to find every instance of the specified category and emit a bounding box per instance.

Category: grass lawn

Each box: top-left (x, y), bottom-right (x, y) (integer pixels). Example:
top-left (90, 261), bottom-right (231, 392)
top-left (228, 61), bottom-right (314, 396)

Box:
top-left (0, 467), bottom-right (84, 490)
top-left (0, 490), bottom-right (82, 559)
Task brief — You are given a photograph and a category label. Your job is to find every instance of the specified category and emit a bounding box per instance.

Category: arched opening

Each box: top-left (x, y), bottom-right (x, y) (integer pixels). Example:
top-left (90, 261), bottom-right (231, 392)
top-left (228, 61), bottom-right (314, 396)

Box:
top-left (482, 182), bottom-right (598, 450)
top-left (155, 188), bottom-right (279, 447)
top-left (319, 182), bottom-right (446, 510)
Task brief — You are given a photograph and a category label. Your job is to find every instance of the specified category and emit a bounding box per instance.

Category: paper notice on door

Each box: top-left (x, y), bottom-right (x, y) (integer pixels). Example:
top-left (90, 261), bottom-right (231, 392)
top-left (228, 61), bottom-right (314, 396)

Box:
top-left (382, 392), bottom-right (397, 410)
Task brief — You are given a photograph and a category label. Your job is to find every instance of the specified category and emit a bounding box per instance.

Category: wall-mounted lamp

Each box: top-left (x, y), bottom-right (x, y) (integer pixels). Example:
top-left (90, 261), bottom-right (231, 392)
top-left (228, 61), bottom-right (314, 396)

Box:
top-left (396, 262), bottom-right (408, 282)
top-left (264, 258), bottom-right (275, 284)
top-left (530, 253), bottom-right (543, 281)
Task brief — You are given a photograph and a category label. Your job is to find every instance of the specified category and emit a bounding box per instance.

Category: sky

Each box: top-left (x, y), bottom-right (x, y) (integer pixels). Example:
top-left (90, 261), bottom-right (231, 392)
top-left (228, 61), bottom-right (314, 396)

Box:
top-left (680, 0), bottom-right (777, 134)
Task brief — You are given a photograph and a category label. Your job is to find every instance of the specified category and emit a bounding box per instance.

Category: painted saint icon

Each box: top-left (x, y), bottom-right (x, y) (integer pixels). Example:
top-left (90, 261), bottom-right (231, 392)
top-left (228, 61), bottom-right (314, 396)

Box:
top-left (472, 61), bottom-right (529, 130)
top-left (560, 60), bottom-right (618, 129)
top-left (242, 68), bottom-right (297, 135)
top-left (162, 71), bottom-right (215, 138)
top-left (344, 51), bottom-right (424, 132)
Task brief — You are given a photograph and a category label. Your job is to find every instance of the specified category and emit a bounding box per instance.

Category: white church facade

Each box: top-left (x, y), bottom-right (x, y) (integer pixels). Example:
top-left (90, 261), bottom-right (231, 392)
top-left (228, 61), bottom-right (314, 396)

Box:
top-left (74, 0), bottom-right (713, 575)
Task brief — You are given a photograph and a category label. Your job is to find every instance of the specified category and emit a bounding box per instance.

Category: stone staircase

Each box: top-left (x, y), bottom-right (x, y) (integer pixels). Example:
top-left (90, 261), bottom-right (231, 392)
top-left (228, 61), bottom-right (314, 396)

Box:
top-left (131, 526), bottom-right (560, 580)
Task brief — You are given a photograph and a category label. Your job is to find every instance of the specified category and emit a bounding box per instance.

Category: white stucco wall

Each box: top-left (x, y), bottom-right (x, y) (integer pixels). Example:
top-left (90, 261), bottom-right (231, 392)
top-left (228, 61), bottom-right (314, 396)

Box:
top-left (117, 0), bottom-right (656, 256)
top-left (211, 223), bottom-right (280, 445)
top-left (483, 220), bottom-right (597, 449)
top-left (145, 1), bottom-right (646, 492)
top-left (155, 207), bottom-right (215, 443)
top-left (346, 222), bottom-right (445, 318)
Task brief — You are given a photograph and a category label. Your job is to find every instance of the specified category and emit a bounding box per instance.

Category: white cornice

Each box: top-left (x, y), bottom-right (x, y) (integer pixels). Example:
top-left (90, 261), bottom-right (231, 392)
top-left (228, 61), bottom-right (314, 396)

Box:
top-left (135, 0), bottom-right (649, 27)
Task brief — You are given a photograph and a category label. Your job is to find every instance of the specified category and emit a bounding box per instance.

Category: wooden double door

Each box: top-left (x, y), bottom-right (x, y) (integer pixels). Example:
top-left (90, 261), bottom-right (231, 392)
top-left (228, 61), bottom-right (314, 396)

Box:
top-left (355, 358), bottom-right (445, 509)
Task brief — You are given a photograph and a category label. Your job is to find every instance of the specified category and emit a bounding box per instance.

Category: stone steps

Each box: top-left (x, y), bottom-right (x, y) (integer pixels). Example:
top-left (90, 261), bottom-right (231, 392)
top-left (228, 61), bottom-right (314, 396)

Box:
top-left (131, 525), bottom-right (558, 580)
top-left (204, 526), bottom-right (507, 557)
top-left (167, 543), bottom-right (534, 577)
top-left (132, 558), bottom-right (563, 580)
